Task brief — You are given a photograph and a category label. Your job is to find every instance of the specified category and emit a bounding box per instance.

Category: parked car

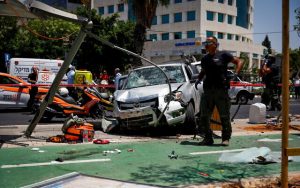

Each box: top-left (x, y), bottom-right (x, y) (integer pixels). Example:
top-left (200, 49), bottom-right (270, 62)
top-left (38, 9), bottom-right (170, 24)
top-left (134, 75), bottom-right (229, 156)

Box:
top-left (227, 70), bottom-right (255, 104)
top-left (0, 72), bottom-right (48, 109)
top-left (191, 62), bottom-right (254, 104)
top-left (113, 61), bottom-right (202, 130)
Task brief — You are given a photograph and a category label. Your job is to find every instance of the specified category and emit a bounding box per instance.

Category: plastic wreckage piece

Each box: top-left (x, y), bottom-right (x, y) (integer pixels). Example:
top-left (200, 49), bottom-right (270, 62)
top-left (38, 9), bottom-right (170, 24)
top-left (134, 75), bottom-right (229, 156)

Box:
top-left (218, 147), bottom-right (300, 164)
top-left (168, 150), bottom-right (178, 159)
top-left (219, 147), bottom-right (276, 164)
top-left (93, 139), bottom-right (110, 144)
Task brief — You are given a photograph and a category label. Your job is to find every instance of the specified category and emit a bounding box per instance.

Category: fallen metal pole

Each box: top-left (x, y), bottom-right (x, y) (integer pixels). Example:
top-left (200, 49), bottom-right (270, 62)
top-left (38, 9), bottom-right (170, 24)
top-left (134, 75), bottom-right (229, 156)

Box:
top-left (25, 27), bottom-right (89, 137)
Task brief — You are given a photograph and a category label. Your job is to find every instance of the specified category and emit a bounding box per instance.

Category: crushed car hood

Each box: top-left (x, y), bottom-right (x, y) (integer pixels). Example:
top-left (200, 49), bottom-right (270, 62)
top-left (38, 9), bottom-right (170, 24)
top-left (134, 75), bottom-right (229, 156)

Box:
top-left (114, 83), bottom-right (184, 103)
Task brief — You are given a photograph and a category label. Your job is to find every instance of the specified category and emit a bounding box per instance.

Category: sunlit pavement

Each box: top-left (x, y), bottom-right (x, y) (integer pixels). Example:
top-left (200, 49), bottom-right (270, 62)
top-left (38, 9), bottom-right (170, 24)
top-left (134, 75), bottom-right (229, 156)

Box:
top-left (0, 119), bottom-right (300, 188)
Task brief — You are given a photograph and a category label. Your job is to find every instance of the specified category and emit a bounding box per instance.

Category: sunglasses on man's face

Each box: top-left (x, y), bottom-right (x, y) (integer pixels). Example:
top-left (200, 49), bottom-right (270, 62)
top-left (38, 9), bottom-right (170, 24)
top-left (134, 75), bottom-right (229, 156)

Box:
top-left (203, 41), bottom-right (215, 46)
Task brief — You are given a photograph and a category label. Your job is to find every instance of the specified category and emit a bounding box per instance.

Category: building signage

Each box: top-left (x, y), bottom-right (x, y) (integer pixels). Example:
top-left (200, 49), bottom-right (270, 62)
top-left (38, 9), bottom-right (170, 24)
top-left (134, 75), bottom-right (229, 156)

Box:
top-left (175, 42), bottom-right (196, 47)
top-left (175, 40), bottom-right (201, 47)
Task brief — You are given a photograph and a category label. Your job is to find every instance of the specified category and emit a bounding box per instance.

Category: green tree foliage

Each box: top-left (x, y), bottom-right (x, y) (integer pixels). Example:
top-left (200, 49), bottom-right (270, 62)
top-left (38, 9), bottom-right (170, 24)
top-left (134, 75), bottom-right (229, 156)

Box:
top-left (262, 35), bottom-right (272, 54)
top-left (75, 7), bottom-right (136, 75)
top-left (239, 52), bottom-right (251, 81)
top-left (12, 18), bottom-right (80, 59)
top-left (0, 17), bottom-right (18, 72)
top-left (295, 7), bottom-right (300, 37)
top-left (2, 7), bottom-right (136, 76)
top-left (290, 48), bottom-right (300, 77)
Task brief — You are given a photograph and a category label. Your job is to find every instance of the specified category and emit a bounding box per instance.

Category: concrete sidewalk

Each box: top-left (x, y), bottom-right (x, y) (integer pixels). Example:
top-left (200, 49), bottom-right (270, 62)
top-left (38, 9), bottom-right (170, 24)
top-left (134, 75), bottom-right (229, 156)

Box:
top-left (1, 118), bottom-right (300, 148)
top-left (0, 118), bottom-right (300, 188)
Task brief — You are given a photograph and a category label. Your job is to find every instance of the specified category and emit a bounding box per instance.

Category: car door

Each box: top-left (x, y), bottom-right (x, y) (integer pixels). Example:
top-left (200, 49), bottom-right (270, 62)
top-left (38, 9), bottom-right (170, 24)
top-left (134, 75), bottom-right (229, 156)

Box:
top-left (0, 75), bottom-right (30, 109)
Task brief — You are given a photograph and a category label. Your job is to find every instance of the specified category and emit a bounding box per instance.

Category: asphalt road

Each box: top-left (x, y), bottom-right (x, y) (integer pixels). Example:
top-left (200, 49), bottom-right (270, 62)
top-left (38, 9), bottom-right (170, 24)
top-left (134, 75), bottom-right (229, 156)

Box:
top-left (0, 97), bottom-right (299, 126)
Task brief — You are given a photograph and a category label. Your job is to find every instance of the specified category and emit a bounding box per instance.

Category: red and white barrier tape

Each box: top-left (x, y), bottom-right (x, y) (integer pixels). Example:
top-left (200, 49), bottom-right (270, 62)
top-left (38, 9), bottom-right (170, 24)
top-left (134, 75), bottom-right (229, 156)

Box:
top-left (0, 84), bottom-right (116, 88)
top-left (0, 83), bottom-right (299, 87)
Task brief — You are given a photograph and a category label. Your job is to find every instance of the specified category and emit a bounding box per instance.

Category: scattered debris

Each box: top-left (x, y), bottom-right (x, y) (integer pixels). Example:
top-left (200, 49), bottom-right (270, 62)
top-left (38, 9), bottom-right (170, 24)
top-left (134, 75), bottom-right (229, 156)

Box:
top-left (93, 139), bottom-right (110, 144)
top-left (127, 149), bottom-right (134, 152)
top-left (218, 147), bottom-right (296, 164)
top-left (102, 149), bottom-right (121, 156)
top-left (198, 172), bottom-right (209, 177)
top-left (168, 150), bottom-right (178, 159)
top-left (55, 157), bottom-right (64, 162)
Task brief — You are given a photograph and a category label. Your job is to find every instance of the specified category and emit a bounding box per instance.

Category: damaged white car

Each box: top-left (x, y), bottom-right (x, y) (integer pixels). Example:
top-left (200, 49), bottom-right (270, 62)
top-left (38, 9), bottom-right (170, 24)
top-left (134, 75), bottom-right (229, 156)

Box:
top-left (113, 62), bottom-right (202, 130)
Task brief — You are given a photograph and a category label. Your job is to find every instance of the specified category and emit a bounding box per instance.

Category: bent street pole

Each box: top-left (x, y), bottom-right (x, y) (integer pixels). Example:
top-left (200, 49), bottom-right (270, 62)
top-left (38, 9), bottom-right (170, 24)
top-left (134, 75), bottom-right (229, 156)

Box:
top-left (281, 0), bottom-right (289, 187)
top-left (24, 26), bottom-right (89, 137)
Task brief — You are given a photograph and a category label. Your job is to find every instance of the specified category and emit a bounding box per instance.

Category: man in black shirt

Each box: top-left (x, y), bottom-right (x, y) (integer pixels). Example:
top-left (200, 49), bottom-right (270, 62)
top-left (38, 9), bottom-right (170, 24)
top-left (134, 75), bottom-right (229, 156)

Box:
top-left (27, 66), bottom-right (38, 110)
top-left (196, 36), bottom-right (242, 146)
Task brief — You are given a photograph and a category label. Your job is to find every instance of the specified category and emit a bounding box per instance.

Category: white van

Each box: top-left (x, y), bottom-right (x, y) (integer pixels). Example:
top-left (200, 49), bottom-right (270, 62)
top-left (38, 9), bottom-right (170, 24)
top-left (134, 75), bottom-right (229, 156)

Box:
top-left (8, 58), bottom-right (67, 84)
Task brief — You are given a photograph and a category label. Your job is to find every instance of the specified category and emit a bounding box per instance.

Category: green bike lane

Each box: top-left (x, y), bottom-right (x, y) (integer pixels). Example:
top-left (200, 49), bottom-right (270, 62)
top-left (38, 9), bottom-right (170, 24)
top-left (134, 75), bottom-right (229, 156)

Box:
top-left (0, 133), bottom-right (300, 188)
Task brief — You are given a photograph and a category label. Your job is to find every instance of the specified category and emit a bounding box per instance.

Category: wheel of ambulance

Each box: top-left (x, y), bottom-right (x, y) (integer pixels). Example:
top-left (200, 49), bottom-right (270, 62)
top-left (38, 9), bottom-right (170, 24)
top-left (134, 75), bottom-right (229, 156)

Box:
top-left (184, 102), bottom-right (196, 133)
top-left (236, 92), bottom-right (248, 105)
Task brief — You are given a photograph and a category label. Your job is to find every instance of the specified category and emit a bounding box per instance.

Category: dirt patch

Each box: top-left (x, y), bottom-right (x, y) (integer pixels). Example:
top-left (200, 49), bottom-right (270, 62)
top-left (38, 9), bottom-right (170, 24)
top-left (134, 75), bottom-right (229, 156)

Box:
top-left (186, 173), bottom-right (300, 188)
top-left (243, 124), bottom-right (300, 132)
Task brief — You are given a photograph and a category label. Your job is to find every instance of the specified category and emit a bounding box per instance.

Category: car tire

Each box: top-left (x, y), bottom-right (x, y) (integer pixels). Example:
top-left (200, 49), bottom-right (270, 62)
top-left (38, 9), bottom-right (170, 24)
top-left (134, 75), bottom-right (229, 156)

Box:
top-left (236, 93), bottom-right (248, 105)
top-left (184, 102), bottom-right (196, 133)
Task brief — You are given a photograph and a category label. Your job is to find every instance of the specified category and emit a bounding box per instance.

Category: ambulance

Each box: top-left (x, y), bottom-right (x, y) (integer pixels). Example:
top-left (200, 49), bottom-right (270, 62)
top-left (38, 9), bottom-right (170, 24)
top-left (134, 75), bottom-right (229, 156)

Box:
top-left (8, 58), bottom-right (67, 84)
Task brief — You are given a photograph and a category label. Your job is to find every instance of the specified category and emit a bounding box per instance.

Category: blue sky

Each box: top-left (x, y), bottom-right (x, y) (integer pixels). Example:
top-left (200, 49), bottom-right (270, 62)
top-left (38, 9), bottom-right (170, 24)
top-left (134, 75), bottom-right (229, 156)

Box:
top-left (253, 0), bottom-right (300, 52)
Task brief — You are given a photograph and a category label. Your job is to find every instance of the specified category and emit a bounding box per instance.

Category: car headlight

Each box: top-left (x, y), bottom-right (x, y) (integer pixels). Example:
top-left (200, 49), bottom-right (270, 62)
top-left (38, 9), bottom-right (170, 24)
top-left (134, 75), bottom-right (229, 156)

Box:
top-left (164, 91), bottom-right (183, 103)
top-left (175, 92), bottom-right (182, 101)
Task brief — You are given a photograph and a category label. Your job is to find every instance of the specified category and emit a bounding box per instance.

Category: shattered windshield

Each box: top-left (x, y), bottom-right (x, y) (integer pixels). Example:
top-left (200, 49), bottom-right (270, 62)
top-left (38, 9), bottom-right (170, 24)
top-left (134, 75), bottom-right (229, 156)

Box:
top-left (124, 65), bottom-right (186, 89)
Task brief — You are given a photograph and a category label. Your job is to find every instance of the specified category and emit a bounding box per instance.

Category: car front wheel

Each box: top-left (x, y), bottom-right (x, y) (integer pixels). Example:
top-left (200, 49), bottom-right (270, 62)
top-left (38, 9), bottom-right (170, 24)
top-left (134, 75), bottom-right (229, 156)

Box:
top-left (236, 93), bottom-right (248, 105)
top-left (184, 102), bottom-right (196, 133)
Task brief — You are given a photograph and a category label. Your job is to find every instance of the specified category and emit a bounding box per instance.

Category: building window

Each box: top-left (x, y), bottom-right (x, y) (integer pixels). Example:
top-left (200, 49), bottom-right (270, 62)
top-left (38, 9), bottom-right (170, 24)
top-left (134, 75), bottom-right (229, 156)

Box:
top-left (242, 36), bottom-right (245, 41)
top-left (228, 15), bottom-right (233, 24)
top-left (162, 33), bottom-right (169, 40)
top-left (253, 53), bottom-right (258, 58)
top-left (152, 16), bottom-right (157, 25)
top-left (218, 13), bottom-right (224, 22)
top-left (174, 32), bottom-right (182, 39)
top-left (174, 0), bottom-right (182, 3)
top-left (218, 32), bottom-right (224, 39)
top-left (206, 30), bottom-right (214, 37)
top-left (98, 7), bottom-right (104, 15)
top-left (227, 33), bottom-right (232, 40)
top-left (161, 14), bottom-right (169, 24)
top-left (235, 35), bottom-right (240, 41)
top-left (187, 30), bottom-right (195, 38)
top-left (236, 0), bottom-right (249, 29)
top-left (187, 11), bottom-right (196, 21)
top-left (149, 34), bottom-right (157, 41)
top-left (117, 3), bottom-right (124, 12)
top-left (174, 12), bottom-right (182, 22)
top-left (108, 5), bottom-right (114, 14)
top-left (228, 0), bottom-right (233, 5)
top-left (207, 11), bottom-right (214, 21)
top-left (218, 0), bottom-right (224, 3)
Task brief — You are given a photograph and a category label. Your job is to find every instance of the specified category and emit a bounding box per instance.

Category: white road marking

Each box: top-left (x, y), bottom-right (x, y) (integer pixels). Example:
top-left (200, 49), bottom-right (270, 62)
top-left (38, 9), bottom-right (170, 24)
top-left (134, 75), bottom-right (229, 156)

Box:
top-left (190, 148), bottom-right (248, 155)
top-left (1, 158), bottom-right (111, 169)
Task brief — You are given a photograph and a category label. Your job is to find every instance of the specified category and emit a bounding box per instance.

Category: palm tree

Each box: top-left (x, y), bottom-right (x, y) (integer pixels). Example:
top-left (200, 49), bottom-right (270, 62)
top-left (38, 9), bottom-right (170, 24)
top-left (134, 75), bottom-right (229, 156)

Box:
top-left (131, 0), bottom-right (170, 59)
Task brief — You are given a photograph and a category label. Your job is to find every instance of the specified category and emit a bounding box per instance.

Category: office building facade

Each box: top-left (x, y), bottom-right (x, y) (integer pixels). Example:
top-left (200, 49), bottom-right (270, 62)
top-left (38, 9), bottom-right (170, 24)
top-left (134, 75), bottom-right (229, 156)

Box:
top-left (94, 0), bottom-right (265, 69)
